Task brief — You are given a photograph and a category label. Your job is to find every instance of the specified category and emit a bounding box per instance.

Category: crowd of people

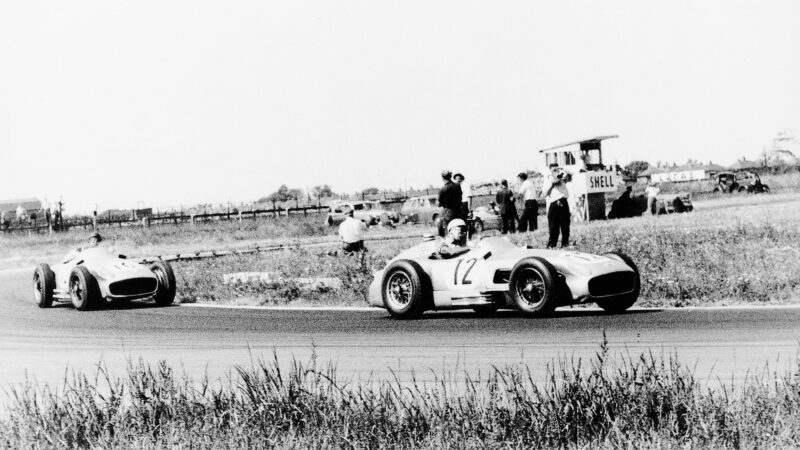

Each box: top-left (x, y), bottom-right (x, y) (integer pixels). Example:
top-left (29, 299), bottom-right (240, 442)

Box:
top-left (336, 165), bottom-right (577, 255)
top-left (1, 198), bottom-right (64, 233)
top-left (431, 166), bottom-right (574, 253)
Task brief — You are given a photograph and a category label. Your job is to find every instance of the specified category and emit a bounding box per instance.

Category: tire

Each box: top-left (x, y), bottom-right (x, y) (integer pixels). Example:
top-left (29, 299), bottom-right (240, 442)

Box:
top-left (712, 187), bottom-right (720, 193)
top-left (595, 252), bottom-right (640, 314)
top-left (672, 198), bottom-right (685, 213)
top-left (381, 260), bottom-right (430, 319)
top-left (327, 216), bottom-right (334, 226)
top-left (508, 257), bottom-right (560, 317)
top-left (729, 183), bottom-right (739, 193)
top-left (432, 214), bottom-right (440, 227)
top-left (738, 186), bottom-right (746, 193)
top-left (69, 266), bottom-right (100, 311)
top-left (472, 219), bottom-right (484, 234)
top-left (150, 261), bottom-right (176, 306)
top-left (33, 263), bottom-right (56, 308)
top-left (763, 185), bottom-right (770, 194)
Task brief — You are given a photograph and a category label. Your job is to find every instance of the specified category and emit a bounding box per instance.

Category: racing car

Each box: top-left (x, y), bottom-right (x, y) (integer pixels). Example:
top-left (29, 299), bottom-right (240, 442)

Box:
top-left (32, 247), bottom-right (176, 311)
top-left (368, 236), bottom-right (639, 319)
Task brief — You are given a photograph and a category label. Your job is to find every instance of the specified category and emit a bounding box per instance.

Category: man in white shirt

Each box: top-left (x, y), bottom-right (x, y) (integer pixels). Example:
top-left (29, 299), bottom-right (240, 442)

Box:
top-left (338, 208), bottom-right (368, 253)
top-left (544, 166), bottom-right (571, 248)
top-left (644, 182), bottom-right (660, 215)
top-left (453, 173), bottom-right (470, 219)
top-left (517, 172), bottom-right (538, 232)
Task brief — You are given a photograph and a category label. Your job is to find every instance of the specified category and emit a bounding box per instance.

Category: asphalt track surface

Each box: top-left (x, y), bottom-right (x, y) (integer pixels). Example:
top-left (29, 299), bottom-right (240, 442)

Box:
top-left (2, 267), bottom-right (800, 388)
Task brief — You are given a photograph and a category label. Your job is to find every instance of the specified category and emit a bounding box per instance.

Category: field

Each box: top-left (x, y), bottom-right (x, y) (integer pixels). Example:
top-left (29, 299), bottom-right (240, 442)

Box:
top-left (177, 192), bottom-right (800, 308)
top-left (3, 341), bottom-right (800, 448)
top-left (3, 192), bottom-right (800, 308)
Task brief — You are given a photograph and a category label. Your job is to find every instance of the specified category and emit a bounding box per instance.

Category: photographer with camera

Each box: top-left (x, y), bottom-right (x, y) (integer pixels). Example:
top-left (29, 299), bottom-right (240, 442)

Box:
top-left (544, 165), bottom-right (572, 248)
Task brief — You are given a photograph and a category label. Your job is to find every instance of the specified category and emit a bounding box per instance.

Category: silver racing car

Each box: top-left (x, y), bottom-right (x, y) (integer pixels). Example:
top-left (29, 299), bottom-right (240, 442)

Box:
top-left (368, 236), bottom-right (640, 319)
top-left (32, 247), bottom-right (176, 311)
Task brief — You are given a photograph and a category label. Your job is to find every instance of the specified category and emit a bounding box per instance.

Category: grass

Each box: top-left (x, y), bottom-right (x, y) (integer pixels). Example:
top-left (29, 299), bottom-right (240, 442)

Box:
top-left (175, 193), bottom-right (800, 308)
top-left (5, 192), bottom-right (800, 308)
top-left (3, 341), bottom-right (800, 448)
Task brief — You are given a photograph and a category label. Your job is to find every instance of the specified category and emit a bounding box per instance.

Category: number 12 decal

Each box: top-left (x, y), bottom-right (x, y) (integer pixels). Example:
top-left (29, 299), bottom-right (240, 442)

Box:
top-left (454, 258), bottom-right (478, 285)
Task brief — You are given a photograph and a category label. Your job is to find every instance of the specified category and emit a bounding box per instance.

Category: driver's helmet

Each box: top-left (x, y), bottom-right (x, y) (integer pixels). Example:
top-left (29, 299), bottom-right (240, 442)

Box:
top-left (447, 218), bottom-right (467, 232)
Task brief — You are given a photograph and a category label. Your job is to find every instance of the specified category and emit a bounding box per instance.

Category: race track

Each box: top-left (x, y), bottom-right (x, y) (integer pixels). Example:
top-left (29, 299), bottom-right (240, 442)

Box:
top-left (2, 267), bottom-right (799, 387)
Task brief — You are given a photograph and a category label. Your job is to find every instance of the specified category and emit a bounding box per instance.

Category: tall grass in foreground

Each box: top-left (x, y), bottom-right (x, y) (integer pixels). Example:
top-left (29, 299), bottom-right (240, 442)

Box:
top-left (3, 342), bottom-right (800, 448)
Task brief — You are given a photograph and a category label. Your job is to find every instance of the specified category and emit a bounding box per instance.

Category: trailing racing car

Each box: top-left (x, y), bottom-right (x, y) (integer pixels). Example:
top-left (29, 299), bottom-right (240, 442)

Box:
top-left (368, 236), bottom-right (639, 319)
top-left (32, 247), bottom-right (176, 311)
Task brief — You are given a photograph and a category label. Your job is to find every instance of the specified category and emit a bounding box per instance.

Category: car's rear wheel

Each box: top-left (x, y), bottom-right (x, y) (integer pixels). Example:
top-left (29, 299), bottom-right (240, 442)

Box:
top-left (69, 266), bottom-right (100, 311)
top-left (33, 263), bottom-right (55, 308)
top-left (381, 260), bottom-right (429, 319)
top-left (595, 252), bottom-right (640, 313)
top-left (509, 257), bottom-right (560, 317)
top-left (151, 261), bottom-right (176, 306)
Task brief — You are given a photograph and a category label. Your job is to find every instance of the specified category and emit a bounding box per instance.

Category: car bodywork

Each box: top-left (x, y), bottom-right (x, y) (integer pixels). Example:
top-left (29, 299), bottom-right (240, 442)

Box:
top-left (55, 248), bottom-right (158, 302)
top-left (33, 247), bottom-right (176, 311)
top-left (368, 236), bottom-right (638, 317)
top-left (326, 201), bottom-right (399, 226)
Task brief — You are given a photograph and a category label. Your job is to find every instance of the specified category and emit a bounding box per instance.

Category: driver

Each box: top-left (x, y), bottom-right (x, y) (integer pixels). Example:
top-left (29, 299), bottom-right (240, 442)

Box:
top-left (62, 232), bottom-right (104, 263)
top-left (435, 219), bottom-right (471, 259)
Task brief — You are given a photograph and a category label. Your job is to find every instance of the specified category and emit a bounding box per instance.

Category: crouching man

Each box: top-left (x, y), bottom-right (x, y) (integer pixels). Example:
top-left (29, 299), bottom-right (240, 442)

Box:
top-left (338, 208), bottom-right (367, 253)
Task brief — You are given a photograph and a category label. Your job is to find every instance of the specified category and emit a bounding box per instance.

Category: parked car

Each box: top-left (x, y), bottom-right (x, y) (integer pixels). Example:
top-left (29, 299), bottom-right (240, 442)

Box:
top-left (737, 172), bottom-right (770, 193)
top-left (400, 195), bottom-right (440, 225)
top-left (468, 205), bottom-right (502, 234)
top-left (325, 201), bottom-right (399, 226)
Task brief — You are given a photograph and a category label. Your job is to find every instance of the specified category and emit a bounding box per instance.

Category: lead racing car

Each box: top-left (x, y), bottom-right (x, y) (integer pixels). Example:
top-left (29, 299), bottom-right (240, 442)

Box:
top-left (32, 247), bottom-right (176, 311)
top-left (368, 236), bottom-right (640, 319)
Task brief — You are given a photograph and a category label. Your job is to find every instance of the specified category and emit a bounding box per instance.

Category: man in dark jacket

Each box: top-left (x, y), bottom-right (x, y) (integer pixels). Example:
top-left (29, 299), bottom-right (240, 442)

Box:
top-left (495, 179), bottom-right (517, 234)
top-left (438, 170), bottom-right (462, 237)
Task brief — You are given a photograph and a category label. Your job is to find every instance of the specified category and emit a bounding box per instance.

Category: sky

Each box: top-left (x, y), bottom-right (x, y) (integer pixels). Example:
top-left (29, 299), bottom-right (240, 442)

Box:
top-left (1, 1), bottom-right (798, 213)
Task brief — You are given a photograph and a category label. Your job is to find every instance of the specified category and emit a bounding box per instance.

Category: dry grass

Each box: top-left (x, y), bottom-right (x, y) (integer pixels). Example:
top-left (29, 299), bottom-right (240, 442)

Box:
top-left (3, 341), bottom-right (800, 448)
top-left (174, 193), bottom-right (800, 308)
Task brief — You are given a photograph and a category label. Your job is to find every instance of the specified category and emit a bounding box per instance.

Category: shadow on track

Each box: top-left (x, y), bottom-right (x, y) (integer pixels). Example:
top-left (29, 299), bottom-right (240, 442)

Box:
top-left (47, 300), bottom-right (177, 311)
top-left (379, 308), bottom-right (662, 321)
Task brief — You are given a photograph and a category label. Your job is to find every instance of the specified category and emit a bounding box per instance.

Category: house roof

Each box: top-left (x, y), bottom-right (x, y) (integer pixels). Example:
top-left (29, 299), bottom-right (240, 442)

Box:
top-left (639, 163), bottom-right (726, 176)
top-left (0, 197), bottom-right (41, 212)
top-left (538, 135), bottom-right (619, 153)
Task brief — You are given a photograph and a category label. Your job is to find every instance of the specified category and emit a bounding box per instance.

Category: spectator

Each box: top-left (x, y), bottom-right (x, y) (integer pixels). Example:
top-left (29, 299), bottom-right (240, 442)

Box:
top-left (645, 182), bottom-right (660, 215)
top-left (453, 173), bottom-right (470, 220)
top-left (338, 208), bottom-right (368, 253)
top-left (43, 198), bottom-right (52, 229)
top-left (15, 204), bottom-right (26, 224)
top-left (544, 166), bottom-right (571, 248)
top-left (517, 172), bottom-right (538, 232)
top-left (495, 179), bottom-right (517, 234)
top-left (437, 170), bottom-right (462, 237)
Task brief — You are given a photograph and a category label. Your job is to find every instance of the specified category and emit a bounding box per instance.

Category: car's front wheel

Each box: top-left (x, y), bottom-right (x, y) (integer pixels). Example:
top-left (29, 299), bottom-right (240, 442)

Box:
top-left (595, 252), bottom-right (640, 313)
top-left (69, 266), bottom-right (100, 311)
top-left (33, 263), bottom-right (55, 308)
top-left (509, 257), bottom-right (560, 317)
top-left (381, 260), bottom-right (430, 319)
top-left (151, 261), bottom-right (176, 306)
